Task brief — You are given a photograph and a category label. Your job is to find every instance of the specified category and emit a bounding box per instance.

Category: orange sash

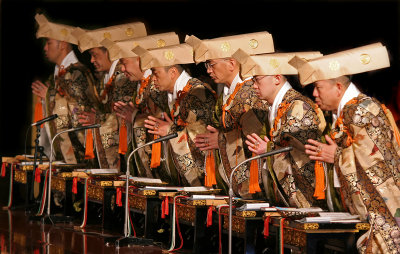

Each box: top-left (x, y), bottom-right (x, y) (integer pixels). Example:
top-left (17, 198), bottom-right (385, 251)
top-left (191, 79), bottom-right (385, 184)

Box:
top-left (222, 81), bottom-right (244, 129)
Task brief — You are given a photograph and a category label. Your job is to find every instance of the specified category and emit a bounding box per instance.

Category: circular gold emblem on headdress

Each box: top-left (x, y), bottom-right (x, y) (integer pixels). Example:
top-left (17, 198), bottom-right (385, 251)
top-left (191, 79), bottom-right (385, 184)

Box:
top-left (60, 28), bottom-right (68, 37)
top-left (103, 32), bottom-right (112, 40)
top-left (249, 39), bottom-right (259, 49)
top-left (157, 39), bottom-right (166, 48)
top-left (125, 28), bottom-right (134, 37)
top-left (269, 59), bottom-right (279, 69)
top-left (220, 42), bottom-right (231, 52)
top-left (360, 54), bottom-right (371, 65)
top-left (164, 50), bottom-right (174, 61)
top-left (329, 60), bottom-right (340, 71)
top-left (132, 42), bottom-right (139, 48)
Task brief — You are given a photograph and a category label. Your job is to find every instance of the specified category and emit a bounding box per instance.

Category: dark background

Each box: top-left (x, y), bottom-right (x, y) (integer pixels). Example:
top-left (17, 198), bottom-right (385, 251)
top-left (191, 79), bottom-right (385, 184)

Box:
top-left (0, 0), bottom-right (399, 157)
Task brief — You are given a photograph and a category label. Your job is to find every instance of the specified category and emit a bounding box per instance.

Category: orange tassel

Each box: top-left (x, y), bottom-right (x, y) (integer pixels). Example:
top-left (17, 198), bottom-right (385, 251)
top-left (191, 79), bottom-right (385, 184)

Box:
top-left (263, 216), bottom-right (271, 238)
top-left (249, 153), bottom-right (261, 194)
top-left (118, 120), bottom-right (128, 155)
top-left (165, 196), bottom-right (169, 215)
top-left (34, 99), bottom-right (44, 128)
top-left (161, 199), bottom-right (166, 219)
top-left (72, 177), bottom-right (78, 194)
top-left (84, 129), bottom-right (95, 159)
top-left (313, 161), bottom-right (325, 199)
top-left (34, 167), bottom-right (41, 183)
top-left (161, 197), bottom-right (169, 218)
top-left (205, 151), bottom-right (216, 187)
top-left (116, 188), bottom-right (122, 207)
top-left (1, 163), bottom-right (6, 177)
top-left (150, 134), bottom-right (161, 168)
top-left (206, 206), bottom-right (213, 227)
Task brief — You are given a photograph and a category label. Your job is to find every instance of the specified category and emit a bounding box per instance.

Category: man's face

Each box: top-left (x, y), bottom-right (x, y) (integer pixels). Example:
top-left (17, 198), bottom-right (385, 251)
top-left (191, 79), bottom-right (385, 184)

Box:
top-left (119, 57), bottom-right (142, 81)
top-left (151, 67), bottom-right (174, 92)
top-left (313, 80), bottom-right (340, 111)
top-left (205, 59), bottom-right (232, 84)
top-left (43, 38), bottom-right (62, 64)
top-left (253, 75), bottom-right (276, 101)
top-left (89, 47), bottom-right (111, 72)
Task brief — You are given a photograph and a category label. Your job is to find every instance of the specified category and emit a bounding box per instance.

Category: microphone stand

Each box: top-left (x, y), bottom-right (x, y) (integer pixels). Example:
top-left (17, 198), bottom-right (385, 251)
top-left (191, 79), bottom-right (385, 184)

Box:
top-left (228, 146), bottom-right (293, 254)
top-left (30, 126), bottom-right (44, 204)
top-left (29, 115), bottom-right (58, 207)
top-left (111, 133), bottom-right (178, 248)
top-left (39, 124), bottom-right (100, 224)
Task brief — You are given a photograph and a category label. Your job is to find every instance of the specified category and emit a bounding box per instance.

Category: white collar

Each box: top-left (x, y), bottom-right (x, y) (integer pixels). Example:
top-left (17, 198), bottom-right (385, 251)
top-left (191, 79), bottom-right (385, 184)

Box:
top-left (168, 70), bottom-right (192, 109)
top-left (54, 51), bottom-right (78, 78)
top-left (223, 73), bottom-right (252, 104)
top-left (137, 69), bottom-right (153, 92)
top-left (103, 59), bottom-right (119, 84)
top-left (269, 81), bottom-right (292, 128)
top-left (143, 69), bottom-right (152, 79)
top-left (332, 82), bottom-right (361, 127)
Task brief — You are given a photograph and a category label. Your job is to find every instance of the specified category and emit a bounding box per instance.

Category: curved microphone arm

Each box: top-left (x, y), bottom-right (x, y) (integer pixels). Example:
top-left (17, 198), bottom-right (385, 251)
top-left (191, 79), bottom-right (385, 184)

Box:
top-left (228, 146), bottom-right (293, 254)
top-left (46, 124), bottom-right (101, 216)
top-left (123, 132), bottom-right (178, 236)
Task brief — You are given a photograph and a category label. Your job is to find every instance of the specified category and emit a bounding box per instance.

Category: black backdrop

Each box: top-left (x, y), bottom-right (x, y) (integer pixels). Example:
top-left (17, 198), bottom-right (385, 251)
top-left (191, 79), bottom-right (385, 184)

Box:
top-left (0, 0), bottom-right (399, 157)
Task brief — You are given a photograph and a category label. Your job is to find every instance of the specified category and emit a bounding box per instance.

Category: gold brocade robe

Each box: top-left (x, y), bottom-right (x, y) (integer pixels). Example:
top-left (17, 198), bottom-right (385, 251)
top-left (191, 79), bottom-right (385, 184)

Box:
top-left (45, 62), bottom-right (96, 164)
top-left (167, 78), bottom-right (216, 186)
top-left (269, 89), bottom-right (326, 208)
top-left (332, 94), bottom-right (400, 254)
top-left (215, 79), bottom-right (269, 198)
top-left (132, 77), bottom-right (172, 182)
top-left (92, 65), bottom-right (137, 169)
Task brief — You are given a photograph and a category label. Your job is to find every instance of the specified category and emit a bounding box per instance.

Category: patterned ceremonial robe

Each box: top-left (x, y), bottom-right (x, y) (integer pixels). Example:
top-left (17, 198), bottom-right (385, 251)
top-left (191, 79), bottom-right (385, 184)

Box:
top-left (93, 61), bottom-right (137, 169)
top-left (167, 74), bottom-right (216, 186)
top-left (43, 51), bottom-right (96, 164)
top-left (215, 75), bottom-right (269, 198)
top-left (332, 93), bottom-right (400, 253)
top-left (132, 70), bottom-right (172, 181)
top-left (268, 86), bottom-right (327, 208)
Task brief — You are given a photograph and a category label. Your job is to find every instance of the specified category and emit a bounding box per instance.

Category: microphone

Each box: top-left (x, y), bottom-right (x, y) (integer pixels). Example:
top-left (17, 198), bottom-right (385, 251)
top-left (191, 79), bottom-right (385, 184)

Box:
top-left (70, 123), bottom-right (101, 132)
top-left (227, 146), bottom-right (293, 254)
top-left (31, 114), bottom-right (58, 126)
top-left (145, 133), bottom-right (178, 146)
top-left (253, 146), bottom-right (293, 161)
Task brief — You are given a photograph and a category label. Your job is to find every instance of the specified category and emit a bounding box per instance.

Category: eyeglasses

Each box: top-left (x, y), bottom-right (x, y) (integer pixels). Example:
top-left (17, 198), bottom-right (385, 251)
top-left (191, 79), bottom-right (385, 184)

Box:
top-left (204, 59), bottom-right (229, 70)
top-left (251, 76), bottom-right (267, 84)
top-left (204, 61), bottom-right (218, 70)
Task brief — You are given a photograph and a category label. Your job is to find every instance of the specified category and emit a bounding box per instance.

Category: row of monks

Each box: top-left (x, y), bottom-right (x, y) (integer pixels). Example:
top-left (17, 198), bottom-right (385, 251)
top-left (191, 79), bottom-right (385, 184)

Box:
top-left (30, 14), bottom-right (400, 253)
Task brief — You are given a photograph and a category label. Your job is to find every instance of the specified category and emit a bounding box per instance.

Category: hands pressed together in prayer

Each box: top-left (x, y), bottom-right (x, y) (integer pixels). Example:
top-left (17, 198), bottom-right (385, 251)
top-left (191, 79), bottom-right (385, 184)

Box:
top-left (305, 135), bottom-right (337, 164)
top-left (144, 113), bottom-right (172, 137)
top-left (194, 125), bottom-right (219, 151)
top-left (31, 80), bottom-right (48, 99)
top-left (78, 108), bottom-right (96, 126)
top-left (245, 133), bottom-right (337, 164)
top-left (114, 101), bottom-right (135, 123)
top-left (245, 133), bottom-right (269, 155)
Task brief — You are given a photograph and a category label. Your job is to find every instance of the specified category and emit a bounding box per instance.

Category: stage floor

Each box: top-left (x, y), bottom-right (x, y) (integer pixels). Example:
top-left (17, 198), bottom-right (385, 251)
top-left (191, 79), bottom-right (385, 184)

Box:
top-left (0, 209), bottom-right (164, 253)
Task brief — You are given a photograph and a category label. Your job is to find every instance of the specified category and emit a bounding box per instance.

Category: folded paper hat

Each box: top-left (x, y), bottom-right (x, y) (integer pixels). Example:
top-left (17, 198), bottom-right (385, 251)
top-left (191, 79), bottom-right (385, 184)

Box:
top-left (100, 32), bottom-right (180, 61)
top-left (233, 49), bottom-right (322, 78)
top-left (132, 43), bottom-right (194, 71)
top-left (35, 14), bottom-right (78, 44)
top-left (72, 22), bottom-right (147, 52)
top-left (288, 43), bottom-right (390, 86)
top-left (185, 31), bottom-right (274, 63)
